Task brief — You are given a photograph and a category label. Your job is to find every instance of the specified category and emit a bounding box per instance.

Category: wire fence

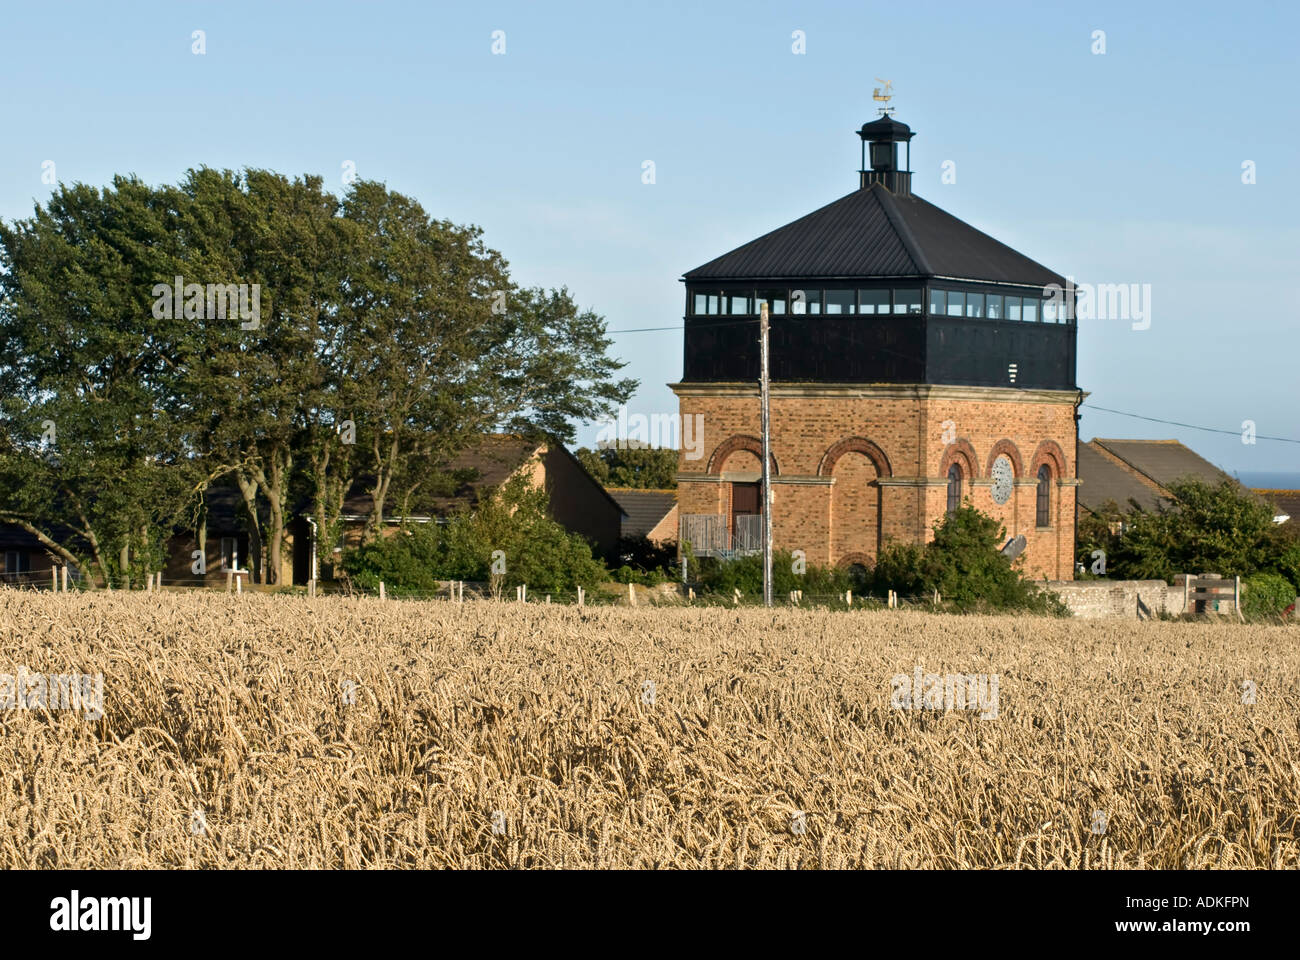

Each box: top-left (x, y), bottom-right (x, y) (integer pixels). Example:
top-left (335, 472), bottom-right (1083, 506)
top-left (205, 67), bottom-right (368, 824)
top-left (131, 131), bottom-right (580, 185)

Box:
top-left (0, 570), bottom-right (951, 611)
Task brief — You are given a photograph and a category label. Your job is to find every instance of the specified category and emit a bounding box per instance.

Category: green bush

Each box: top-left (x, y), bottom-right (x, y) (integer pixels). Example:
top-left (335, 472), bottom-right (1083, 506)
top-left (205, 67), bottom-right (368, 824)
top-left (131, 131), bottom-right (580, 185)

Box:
top-left (1078, 480), bottom-right (1286, 583)
top-left (1242, 572), bottom-right (1296, 620)
top-left (613, 563), bottom-right (670, 586)
top-left (871, 540), bottom-right (927, 597)
top-left (611, 535), bottom-right (678, 584)
top-left (1272, 541), bottom-right (1300, 595)
top-left (342, 475), bottom-right (608, 595)
top-left (872, 506), bottom-right (1068, 616)
top-left (696, 550), bottom-right (851, 598)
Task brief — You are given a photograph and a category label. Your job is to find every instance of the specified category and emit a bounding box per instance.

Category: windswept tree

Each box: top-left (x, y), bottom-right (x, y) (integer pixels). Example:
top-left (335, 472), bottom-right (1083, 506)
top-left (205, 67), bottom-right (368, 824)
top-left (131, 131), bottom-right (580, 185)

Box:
top-left (0, 177), bottom-right (198, 585)
top-left (1, 168), bottom-right (636, 585)
top-left (336, 182), bottom-right (636, 539)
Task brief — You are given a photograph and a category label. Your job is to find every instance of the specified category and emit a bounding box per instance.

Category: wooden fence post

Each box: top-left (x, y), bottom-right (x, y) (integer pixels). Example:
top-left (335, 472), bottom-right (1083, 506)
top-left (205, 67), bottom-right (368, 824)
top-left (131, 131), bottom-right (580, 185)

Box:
top-left (61, 565), bottom-right (69, 593)
top-left (226, 571), bottom-right (233, 593)
top-left (379, 581), bottom-right (386, 600)
top-left (577, 586), bottom-right (584, 607)
top-left (235, 574), bottom-right (242, 595)
top-left (628, 582), bottom-right (636, 606)
top-left (845, 589), bottom-right (851, 606)
top-left (308, 578), bottom-right (316, 598)
top-left (733, 588), bottom-right (741, 606)
top-left (52, 568), bottom-right (58, 592)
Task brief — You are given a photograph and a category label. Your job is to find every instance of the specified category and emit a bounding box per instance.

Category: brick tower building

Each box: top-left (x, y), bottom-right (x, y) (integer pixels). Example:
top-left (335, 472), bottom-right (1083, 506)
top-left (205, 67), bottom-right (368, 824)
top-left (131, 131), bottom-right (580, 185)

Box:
top-left (673, 115), bottom-right (1081, 581)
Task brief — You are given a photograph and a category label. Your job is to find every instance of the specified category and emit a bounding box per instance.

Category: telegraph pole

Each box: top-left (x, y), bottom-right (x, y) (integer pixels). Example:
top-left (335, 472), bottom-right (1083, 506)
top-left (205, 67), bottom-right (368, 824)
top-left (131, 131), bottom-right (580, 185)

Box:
top-left (759, 301), bottom-right (773, 608)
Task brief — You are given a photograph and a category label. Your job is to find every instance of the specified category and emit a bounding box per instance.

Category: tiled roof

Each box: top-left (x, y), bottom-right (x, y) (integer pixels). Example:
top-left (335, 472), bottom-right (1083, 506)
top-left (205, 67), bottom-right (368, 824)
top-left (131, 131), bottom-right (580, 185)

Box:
top-left (1076, 443), bottom-right (1169, 514)
top-left (342, 435), bottom-right (542, 518)
top-left (1254, 489), bottom-right (1300, 522)
top-left (608, 489), bottom-right (677, 539)
top-left (1089, 439), bottom-right (1236, 491)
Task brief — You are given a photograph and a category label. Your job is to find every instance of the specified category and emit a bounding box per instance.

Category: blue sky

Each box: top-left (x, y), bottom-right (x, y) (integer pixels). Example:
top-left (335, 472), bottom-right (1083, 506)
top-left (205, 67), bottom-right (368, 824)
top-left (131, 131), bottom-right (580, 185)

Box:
top-left (2, 0), bottom-right (1296, 480)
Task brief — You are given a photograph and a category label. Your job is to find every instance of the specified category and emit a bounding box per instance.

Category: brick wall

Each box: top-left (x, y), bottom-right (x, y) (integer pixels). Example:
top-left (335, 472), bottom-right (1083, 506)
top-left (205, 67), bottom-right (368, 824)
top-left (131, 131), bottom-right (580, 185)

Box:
top-left (673, 383), bottom-right (1079, 579)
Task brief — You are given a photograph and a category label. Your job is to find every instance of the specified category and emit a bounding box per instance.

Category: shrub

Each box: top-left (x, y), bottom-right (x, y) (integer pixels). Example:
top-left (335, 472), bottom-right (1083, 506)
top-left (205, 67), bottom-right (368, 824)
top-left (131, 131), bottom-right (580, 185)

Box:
top-left (1242, 572), bottom-right (1296, 620)
top-left (871, 541), bottom-right (927, 597)
top-left (1085, 480), bottom-right (1284, 583)
top-left (1272, 541), bottom-right (1300, 595)
top-left (610, 535), bottom-right (678, 583)
top-left (342, 474), bottom-right (608, 595)
top-left (696, 550), bottom-right (851, 598)
top-left (871, 507), bottom-right (1067, 616)
top-left (923, 507), bottom-right (1067, 615)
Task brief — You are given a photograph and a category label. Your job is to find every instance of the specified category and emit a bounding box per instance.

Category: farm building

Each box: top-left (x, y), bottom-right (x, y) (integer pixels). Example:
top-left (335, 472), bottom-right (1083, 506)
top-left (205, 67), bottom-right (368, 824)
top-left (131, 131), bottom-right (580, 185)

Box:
top-left (3, 435), bottom-right (622, 589)
top-left (287, 434), bottom-right (625, 584)
top-left (672, 114), bottom-right (1080, 580)
top-left (1076, 438), bottom-right (1255, 517)
top-left (1254, 489), bottom-right (1300, 526)
top-left (608, 488), bottom-right (678, 544)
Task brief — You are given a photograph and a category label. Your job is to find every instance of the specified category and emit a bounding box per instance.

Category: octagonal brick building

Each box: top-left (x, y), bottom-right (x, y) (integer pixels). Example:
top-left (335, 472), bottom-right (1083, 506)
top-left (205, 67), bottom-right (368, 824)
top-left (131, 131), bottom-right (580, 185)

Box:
top-left (673, 115), bottom-right (1081, 581)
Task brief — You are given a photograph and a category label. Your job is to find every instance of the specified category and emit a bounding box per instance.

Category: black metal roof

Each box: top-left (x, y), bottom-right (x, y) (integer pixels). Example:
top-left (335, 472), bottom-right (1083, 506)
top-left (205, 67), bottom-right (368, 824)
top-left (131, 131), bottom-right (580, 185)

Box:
top-left (683, 182), bottom-right (1065, 288)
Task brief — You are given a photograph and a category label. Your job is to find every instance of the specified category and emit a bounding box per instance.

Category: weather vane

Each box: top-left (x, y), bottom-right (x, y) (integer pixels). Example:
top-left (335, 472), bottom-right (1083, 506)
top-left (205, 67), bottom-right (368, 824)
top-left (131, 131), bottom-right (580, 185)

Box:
top-left (873, 78), bottom-right (895, 116)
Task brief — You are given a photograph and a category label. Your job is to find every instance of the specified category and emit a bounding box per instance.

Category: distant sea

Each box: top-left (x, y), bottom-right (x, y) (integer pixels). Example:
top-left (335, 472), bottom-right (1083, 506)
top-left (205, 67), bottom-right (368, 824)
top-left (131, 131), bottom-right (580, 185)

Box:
top-left (1233, 471), bottom-right (1300, 490)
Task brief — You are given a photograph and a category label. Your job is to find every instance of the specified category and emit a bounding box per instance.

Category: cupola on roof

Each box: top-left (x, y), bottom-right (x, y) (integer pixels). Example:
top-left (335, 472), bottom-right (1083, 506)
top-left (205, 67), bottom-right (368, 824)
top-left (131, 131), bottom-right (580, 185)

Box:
top-left (856, 115), bottom-right (913, 142)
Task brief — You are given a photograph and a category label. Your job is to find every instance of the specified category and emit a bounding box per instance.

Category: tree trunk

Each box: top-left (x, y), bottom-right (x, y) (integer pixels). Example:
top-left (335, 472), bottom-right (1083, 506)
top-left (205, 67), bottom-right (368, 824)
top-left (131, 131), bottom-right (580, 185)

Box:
top-left (250, 454), bottom-right (289, 586)
top-left (68, 496), bottom-right (110, 587)
top-left (367, 433), bottom-right (401, 539)
top-left (234, 469), bottom-right (263, 584)
top-left (196, 501), bottom-right (207, 581)
top-left (0, 516), bottom-right (86, 578)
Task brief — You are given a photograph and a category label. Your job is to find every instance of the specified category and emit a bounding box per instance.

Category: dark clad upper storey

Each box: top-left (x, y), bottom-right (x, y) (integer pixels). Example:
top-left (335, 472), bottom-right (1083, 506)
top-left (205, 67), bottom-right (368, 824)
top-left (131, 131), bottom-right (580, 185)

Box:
top-left (681, 115), bottom-right (1077, 391)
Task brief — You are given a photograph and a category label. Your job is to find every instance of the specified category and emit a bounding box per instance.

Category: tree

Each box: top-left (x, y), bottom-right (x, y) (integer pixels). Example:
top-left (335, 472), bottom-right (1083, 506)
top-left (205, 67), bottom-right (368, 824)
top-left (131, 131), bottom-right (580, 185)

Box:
top-left (2, 168), bottom-right (635, 587)
top-left (0, 177), bottom-right (199, 585)
top-left (575, 445), bottom-right (678, 488)
top-left (1084, 479), bottom-right (1281, 583)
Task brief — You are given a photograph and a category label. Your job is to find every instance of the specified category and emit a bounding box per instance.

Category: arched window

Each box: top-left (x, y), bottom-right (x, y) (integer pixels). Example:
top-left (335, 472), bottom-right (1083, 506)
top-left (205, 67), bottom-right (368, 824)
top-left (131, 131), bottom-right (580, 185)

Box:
top-left (946, 463), bottom-right (962, 514)
top-left (1036, 464), bottom-right (1052, 527)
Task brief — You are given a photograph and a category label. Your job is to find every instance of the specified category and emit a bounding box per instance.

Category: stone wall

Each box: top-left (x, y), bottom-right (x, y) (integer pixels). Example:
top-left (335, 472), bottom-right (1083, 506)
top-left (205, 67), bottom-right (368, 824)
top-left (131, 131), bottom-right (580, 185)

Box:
top-left (1043, 579), bottom-right (1184, 619)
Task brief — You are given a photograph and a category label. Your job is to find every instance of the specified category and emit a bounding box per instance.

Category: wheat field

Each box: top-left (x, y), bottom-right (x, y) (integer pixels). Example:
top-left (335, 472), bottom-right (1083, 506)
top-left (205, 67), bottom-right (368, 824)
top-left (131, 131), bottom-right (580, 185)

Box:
top-left (0, 590), bottom-right (1296, 868)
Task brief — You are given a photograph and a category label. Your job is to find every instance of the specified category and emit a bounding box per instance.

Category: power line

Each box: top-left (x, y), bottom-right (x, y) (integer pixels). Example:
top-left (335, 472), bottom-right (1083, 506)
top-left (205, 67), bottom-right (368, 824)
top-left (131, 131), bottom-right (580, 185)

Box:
top-left (604, 318), bottom-right (1300, 447)
top-left (1082, 403), bottom-right (1300, 445)
top-left (607, 318), bottom-right (746, 334)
